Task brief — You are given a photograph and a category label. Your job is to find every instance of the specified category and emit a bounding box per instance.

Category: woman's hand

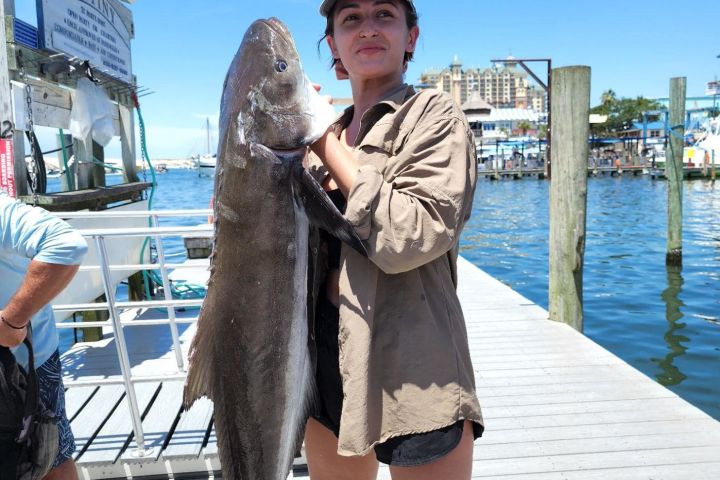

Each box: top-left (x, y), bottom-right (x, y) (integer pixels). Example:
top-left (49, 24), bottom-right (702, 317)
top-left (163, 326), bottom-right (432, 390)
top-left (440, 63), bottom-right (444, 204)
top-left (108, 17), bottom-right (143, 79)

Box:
top-left (311, 83), bottom-right (334, 105)
top-left (308, 83), bottom-right (357, 196)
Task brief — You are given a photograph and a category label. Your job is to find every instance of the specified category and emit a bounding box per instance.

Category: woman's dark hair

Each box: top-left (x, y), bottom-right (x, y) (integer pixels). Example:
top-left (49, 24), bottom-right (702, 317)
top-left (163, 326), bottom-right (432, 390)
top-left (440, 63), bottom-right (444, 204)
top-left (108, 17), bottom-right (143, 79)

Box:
top-left (318, 0), bottom-right (419, 69)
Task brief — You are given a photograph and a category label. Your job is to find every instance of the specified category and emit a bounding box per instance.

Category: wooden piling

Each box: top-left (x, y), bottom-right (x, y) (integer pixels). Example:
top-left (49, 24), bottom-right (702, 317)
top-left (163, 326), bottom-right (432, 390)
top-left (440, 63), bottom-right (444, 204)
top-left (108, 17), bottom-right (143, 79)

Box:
top-left (666, 77), bottom-right (685, 266)
top-left (80, 294), bottom-right (106, 342)
top-left (549, 66), bottom-right (590, 332)
top-left (127, 272), bottom-right (146, 302)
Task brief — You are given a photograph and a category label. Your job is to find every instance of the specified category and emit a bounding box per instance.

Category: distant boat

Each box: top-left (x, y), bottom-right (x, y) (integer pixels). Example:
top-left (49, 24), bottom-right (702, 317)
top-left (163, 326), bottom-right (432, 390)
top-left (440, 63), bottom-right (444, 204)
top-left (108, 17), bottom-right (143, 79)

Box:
top-left (650, 118), bottom-right (719, 179)
top-left (195, 117), bottom-right (216, 177)
top-left (196, 154), bottom-right (216, 177)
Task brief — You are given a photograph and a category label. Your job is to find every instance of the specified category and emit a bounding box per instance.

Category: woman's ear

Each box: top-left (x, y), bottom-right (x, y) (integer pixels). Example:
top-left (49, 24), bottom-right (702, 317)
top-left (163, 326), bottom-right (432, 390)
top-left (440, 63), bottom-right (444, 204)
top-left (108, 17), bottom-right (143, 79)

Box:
top-left (406, 25), bottom-right (419, 55)
top-left (326, 35), bottom-right (339, 59)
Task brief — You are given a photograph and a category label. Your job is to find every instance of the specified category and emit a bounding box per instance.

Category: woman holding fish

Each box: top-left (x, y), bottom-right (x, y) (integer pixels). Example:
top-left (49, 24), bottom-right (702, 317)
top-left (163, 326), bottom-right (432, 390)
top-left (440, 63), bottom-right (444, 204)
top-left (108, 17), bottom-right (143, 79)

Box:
top-left (306, 0), bottom-right (484, 478)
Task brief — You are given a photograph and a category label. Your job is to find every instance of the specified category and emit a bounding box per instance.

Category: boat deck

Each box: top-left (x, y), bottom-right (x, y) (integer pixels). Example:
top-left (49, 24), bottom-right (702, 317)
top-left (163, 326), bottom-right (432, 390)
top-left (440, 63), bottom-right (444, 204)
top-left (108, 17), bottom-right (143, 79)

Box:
top-left (62, 257), bottom-right (720, 479)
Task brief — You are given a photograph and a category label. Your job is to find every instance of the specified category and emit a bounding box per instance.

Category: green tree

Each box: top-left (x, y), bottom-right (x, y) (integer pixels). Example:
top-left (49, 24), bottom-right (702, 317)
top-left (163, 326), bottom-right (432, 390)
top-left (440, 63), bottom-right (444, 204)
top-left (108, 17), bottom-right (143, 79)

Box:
top-left (589, 93), bottom-right (662, 137)
top-left (538, 124), bottom-right (548, 140)
top-left (517, 120), bottom-right (532, 136)
top-left (600, 89), bottom-right (617, 108)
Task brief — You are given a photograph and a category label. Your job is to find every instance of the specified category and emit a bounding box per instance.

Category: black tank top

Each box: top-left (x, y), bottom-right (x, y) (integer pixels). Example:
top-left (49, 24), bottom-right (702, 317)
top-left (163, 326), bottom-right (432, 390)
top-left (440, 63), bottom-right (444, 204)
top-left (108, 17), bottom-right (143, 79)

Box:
top-left (320, 189), bottom-right (347, 270)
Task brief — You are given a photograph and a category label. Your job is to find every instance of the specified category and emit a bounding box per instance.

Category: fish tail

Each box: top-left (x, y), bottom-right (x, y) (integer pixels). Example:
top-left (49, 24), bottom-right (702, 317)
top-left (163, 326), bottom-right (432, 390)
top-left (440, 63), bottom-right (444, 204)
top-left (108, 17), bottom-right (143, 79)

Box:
top-left (183, 363), bottom-right (210, 410)
top-left (183, 327), bottom-right (213, 409)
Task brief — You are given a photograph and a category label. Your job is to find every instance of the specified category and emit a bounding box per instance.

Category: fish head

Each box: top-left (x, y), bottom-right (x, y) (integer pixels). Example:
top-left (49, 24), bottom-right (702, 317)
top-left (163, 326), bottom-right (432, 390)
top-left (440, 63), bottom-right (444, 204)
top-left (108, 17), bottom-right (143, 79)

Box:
top-left (226, 18), bottom-right (335, 158)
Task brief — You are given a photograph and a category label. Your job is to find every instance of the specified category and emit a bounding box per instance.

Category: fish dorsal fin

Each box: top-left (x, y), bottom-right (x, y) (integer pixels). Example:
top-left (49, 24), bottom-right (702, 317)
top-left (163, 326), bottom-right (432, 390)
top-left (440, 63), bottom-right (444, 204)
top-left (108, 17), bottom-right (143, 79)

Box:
top-left (291, 162), bottom-right (368, 257)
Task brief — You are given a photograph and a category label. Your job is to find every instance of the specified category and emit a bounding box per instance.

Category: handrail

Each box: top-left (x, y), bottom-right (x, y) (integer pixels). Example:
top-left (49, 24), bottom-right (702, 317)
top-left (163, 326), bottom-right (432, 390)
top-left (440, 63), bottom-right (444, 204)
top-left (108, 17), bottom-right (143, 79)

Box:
top-left (56, 317), bottom-right (199, 328)
top-left (53, 209), bottom-right (212, 458)
top-left (54, 298), bottom-right (204, 312)
top-left (55, 209), bottom-right (212, 218)
top-left (80, 225), bottom-right (212, 237)
top-left (79, 262), bottom-right (205, 272)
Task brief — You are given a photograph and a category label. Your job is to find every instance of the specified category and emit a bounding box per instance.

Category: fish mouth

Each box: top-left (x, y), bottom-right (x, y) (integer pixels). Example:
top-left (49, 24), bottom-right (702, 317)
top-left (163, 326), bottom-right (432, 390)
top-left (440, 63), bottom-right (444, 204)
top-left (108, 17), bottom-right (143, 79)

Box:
top-left (267, 146), bottom-right (307, 161)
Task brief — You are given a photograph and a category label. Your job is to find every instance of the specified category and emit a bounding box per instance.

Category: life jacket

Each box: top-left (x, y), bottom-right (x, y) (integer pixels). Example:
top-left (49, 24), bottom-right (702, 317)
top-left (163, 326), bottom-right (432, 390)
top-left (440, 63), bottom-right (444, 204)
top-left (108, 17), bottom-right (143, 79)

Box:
top-left (0, 332), bottom-right (59, 480)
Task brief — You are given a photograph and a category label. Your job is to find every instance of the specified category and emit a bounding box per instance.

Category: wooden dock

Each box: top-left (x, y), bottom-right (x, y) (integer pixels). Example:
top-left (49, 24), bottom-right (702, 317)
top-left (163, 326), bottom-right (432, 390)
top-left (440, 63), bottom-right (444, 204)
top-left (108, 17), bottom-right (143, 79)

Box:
top-left (649, 167), bottom-right (717, 180)
top-left (61, 258), bottom-right (720, 479)
top-left (477, 165), bottom-right (648, 179)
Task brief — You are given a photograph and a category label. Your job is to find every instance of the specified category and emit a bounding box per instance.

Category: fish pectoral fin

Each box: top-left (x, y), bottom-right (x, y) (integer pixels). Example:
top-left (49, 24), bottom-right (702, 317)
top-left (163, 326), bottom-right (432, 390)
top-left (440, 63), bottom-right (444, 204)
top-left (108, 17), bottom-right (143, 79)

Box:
top-left (291, 162), bottom-right (368, 257)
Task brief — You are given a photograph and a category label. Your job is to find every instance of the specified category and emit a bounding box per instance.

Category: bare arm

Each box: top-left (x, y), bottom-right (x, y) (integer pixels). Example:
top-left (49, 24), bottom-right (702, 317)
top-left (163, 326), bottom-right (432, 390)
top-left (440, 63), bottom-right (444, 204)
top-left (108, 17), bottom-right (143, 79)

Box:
top-left (0, 261), bottom-right (80, 348)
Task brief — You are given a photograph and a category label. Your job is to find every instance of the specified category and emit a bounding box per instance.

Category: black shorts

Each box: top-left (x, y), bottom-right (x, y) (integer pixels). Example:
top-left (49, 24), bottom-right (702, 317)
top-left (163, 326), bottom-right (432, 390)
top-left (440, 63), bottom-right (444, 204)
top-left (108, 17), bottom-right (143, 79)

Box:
top-left (37, 351), bottom-right (75, 468)
top-left (311, 295), bottom-right (471, 467)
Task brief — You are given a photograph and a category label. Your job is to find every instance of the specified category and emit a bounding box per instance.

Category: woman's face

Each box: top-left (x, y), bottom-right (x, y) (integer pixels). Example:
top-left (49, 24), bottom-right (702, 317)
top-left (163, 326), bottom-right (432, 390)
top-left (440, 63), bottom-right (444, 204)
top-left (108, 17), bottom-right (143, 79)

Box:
top-left (327, 0), bottom-right (419, 82)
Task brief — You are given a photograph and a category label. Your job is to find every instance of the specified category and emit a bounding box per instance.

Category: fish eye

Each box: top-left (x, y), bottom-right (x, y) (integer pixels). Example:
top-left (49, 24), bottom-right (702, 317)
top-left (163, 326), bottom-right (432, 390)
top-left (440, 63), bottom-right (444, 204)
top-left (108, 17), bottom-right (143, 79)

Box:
top-left (276, 60), bottom-right (288, 72)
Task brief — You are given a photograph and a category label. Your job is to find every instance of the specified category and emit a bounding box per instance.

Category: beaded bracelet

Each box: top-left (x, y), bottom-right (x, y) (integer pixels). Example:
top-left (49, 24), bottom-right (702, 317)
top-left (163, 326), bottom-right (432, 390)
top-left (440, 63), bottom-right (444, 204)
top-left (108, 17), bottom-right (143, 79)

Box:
top-left (1, 314), bottom-right (27, 330)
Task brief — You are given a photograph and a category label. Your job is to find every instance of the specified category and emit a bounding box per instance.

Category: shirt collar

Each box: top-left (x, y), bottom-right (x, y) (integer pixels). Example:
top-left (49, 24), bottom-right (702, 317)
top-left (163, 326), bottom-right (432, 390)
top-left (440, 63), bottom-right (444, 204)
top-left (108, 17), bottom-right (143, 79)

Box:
top-left (378, 83), bottom-right (415, 111)
top-left (332, 83), bottom-right (415, 136)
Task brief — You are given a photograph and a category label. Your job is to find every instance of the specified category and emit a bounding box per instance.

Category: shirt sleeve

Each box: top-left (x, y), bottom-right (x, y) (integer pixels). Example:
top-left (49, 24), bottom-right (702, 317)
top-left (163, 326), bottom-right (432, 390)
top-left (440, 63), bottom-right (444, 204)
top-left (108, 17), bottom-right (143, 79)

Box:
top-left (0, 194), bottom-right (88, 265)
top-left (344, 99), bottom-right (477, 275)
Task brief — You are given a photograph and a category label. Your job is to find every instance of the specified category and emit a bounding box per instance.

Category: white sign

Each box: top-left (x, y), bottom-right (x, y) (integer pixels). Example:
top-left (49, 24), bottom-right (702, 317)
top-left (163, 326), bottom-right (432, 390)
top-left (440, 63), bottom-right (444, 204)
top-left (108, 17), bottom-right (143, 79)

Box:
top-left (707, 81), bottom-right (720, 97)
top-left (37, 0), bottom-right (134, 84)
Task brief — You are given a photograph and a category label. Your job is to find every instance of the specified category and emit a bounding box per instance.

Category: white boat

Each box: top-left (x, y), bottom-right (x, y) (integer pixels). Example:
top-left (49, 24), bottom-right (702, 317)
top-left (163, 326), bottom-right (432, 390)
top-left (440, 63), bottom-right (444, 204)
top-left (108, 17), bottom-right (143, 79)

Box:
top-left (650, 118), bottom-right (719, 179)
top-left (196, 153), bottom-right (216, 177)
top-left (52, 201), bottom-right (150, 320)
top-left (684, 117), bottom-right (720, 168)
top-left (195, 117), bottom-right (217, 177)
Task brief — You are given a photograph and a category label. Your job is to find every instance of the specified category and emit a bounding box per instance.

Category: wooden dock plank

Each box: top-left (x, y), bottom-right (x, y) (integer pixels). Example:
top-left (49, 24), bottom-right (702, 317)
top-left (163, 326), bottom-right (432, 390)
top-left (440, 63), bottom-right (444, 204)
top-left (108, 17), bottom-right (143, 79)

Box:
top-left (121, 381), bottom-right (185, 462)
top-left (464, 446), bottom-right (719, 477)
top-left (162, 397), bottom-right (213, 460)
top-left (70, 385), bottom-right (125, 460)
top-left (76, 382), bottom-right (161, 465)
top-left (453, 256), bottom-right (720, 478)
top-left (63, 386), bottom-right (98, 421)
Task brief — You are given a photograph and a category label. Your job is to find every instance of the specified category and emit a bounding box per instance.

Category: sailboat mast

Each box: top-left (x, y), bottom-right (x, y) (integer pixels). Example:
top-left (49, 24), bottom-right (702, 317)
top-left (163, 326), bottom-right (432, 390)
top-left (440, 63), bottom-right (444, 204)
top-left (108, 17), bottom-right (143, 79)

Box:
top-left (206, 117), bottom-right (211, 155)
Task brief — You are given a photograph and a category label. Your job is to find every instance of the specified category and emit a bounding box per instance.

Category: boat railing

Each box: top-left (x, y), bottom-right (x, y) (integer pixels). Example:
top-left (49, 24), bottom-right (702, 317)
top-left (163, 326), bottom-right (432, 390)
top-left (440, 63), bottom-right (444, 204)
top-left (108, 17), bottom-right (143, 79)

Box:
top-left (50, 209), bottom-right (212, 458)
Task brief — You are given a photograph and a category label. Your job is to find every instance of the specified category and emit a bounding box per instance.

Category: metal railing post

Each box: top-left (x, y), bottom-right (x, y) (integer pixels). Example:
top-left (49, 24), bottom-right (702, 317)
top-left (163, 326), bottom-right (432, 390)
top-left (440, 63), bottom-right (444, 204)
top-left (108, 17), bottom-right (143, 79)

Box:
top-left (150, 214), bottom-right (185, 371)
top-left (94, 235), bottom-right (153, 458)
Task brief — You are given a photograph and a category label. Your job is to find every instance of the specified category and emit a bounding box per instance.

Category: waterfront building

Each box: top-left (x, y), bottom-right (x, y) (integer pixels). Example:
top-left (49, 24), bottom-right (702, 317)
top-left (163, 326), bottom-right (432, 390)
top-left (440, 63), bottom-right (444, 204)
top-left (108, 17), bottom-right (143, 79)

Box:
top-left (617, 121), bottom-right (665, 144)
top-left (462, 91), bottom-right (540, 139)
top-left (417, 55), bottom-right (548, 112)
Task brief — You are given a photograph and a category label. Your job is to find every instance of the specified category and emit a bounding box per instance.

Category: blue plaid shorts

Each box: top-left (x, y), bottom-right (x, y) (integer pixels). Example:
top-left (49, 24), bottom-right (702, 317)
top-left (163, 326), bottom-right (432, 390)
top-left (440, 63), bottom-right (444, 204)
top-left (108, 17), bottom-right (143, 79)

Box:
top-left (36, 350), bottom-right (75, 468)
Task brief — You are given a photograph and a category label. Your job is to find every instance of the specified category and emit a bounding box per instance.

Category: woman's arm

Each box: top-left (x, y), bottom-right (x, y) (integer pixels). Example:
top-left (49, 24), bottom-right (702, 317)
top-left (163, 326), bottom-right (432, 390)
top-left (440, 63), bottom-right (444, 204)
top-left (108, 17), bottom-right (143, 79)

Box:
top-left (311, 94), bottom-right (477, 275)
top-left (310, 127), bottom-right (359, 197)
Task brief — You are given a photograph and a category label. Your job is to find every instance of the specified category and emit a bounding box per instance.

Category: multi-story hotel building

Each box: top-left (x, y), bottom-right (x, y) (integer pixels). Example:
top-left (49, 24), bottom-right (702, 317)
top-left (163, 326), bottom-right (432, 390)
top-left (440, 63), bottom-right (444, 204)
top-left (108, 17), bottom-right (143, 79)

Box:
top-left (418, 56), bottom-right (547, 113)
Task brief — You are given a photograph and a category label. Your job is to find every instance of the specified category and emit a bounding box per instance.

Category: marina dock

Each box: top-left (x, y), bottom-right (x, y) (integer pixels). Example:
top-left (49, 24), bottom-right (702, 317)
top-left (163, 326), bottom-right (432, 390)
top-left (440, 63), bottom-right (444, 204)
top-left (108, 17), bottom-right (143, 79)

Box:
top-left (59, 257), bottom-right (720, 479)
top-left (477, 165), bottom-right (649, 179)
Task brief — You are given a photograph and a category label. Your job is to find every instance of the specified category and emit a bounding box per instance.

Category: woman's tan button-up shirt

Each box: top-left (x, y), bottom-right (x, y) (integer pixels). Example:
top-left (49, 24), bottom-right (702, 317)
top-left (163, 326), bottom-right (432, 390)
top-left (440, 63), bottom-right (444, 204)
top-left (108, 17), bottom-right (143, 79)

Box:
top-left (308, 84), bottom-right (484, 456)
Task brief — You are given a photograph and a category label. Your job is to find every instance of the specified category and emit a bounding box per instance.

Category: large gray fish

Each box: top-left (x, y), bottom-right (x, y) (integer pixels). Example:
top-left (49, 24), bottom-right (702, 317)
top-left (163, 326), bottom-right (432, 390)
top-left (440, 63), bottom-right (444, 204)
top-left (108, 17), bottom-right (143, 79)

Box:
top-left (183, 18), bottom-right (366, 480)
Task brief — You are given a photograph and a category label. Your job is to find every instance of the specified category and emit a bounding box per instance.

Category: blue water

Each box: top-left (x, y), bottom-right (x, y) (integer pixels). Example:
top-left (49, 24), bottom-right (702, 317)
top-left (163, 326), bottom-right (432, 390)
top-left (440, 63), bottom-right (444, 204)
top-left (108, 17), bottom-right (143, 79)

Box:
top-left (461, 175), bottom-right (720, 420)
top-left (50, 169), bottom-right (720, 420)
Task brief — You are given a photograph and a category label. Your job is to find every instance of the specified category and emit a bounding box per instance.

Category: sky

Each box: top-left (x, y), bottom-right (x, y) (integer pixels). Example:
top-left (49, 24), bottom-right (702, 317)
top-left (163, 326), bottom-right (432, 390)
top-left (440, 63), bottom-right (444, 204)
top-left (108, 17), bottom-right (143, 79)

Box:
top-left (13, 0), bottom-right (720, 160)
